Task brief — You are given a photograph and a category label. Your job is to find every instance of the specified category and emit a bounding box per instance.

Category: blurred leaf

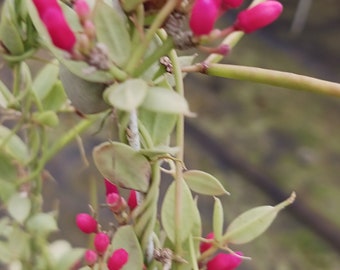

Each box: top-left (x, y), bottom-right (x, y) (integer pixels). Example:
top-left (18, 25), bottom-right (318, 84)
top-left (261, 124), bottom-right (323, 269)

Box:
top-left (213, 197), bottom-right (223, 241)
top-left (93, 0), bottom-right (131, 66)
top-left (183, 170), bottom-right (229, 196)
top-left (32, 60), bottom-right (59, 101)
top-left (54, 248), bottom-right (85, 270)
top-left (32, 111), bottom-right (59, 127)
top-left (8, 227), bottom-right (30, 262)
top-left (0, 81), bottom-right (13, 108)
top-left (103, 79), bottom-right (148, 111)
top-left (141, 87), bottom-right (190, 114)
top-left (42, 81), bottom-right (67, 111)
top-left (0, 180), bottom-right (16, 203)
top-left (161, 181), bottom-right (196, 244)
top-left (139, 109), bottom-right (178, 146)
top-left (0, 125), bottom-right (29, 164)
top-left (93, 142), bottom-right (151, 192)
top-left (26, 213), bottom-right (58, 235)
top-left (0, 1), bottom-right (24, 55)
top-left (7, 193), bottom-right (31, 224)
top-left (0, 241), bottom-right (12, 263)
top-left (224, 192), bottom-right (296, 244)
top-left (59, 65), bottom-right (109, 114)
top-left (111, 225), bottom-right (144, 270)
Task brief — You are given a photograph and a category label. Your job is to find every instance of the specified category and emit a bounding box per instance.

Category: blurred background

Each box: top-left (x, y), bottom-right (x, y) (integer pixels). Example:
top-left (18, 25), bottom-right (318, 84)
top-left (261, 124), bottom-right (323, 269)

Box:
top-left (2, 0), bottom-right (340, 269)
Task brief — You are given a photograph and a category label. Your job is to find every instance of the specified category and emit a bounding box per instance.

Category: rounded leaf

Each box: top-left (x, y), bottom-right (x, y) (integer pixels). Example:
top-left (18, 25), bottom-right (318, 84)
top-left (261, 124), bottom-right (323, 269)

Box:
top-left (93, 142), bottom-right (151, 192)
top-left (26, 213), bottom-right (58, 235)
top-left (103, 79), bottom-right (148, 111)
top-left (213, 197), bottom-right (223, 241)
top-left (183, 170), bottom-right (229, 196)
top-left (111, 225), bottom-right (144, 269)
top-left (161, 181), bottom-right (197, 244)
top-left (7, 193), bottom-right (31, 224)
top-left (141, 87), bottom-right (190, 114)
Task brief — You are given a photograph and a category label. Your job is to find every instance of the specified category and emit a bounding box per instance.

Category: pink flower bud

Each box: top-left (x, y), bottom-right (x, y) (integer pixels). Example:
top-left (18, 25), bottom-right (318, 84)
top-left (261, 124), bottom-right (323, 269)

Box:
top-left (32, 0), bottom-right (61, 16)
top-left (106, 193), bottom-right (127, 213)
top-left (189, 0), bottom-right (219, 36)
top-left (84, 249), bottom-right (98, 266)
top-left (234, 1), bottom-right (283, 34)
top-left (74, 0), bottom-right (91, 23)
top-left (105, 179), bottom-right (119, 195)
top-left (76, 213), bottom-right (98, 234)
top-left (200, 232), bottom-right (214, 253)
top-left (206, 252), bottom-right (243, 270)
top-left (107, 248), bottom-right (129, 270)
top-left (221, 0), bottom-right (243, 10)
top-left (127, 190), bottom-right (138, 211)
top-left (41, 8), bottom-right (76, 52)
top-left (94, 232), bottom-right (110, 255)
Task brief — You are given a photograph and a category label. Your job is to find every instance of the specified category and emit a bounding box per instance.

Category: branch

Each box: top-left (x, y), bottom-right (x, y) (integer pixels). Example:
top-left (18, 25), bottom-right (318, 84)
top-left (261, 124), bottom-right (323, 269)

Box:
top-left (182, 63), bottom-right (340, 97)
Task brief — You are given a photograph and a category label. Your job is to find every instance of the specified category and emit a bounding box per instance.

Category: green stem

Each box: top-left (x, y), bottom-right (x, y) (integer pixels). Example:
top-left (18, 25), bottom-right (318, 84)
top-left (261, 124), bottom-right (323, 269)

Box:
top-left (169, 42), bottom-right (185, 257)
top-left (124, 0), bottom-right (178, 75)
top-left (203, 63), bottom-right (340, 97)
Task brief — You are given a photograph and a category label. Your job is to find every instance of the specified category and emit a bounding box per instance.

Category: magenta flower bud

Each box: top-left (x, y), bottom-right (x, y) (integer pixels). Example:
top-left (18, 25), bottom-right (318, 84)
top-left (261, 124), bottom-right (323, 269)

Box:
top-left (127, 190), bottom-right (138, 211)
top-left (206, 252), bottom-right (243, 270)
top-left (200, 232), bottom-right (214, 253)
top-left (94, 232), bottom-right (110, 255)
top-left (84, 249), bottom-right (98, 266)
top-left (234, 1), bottom-right (283, 34)
top-left (41, 8), bottom-right (76, 52)
top-left (106, 193), bottom-right (127, 213)
top-left (107, 249), bottom-right (129, 270)
top-left (105, 179), bottom-right (119, 196)
top-left (189, 0), bottom-right (219, 36)
top-left (221, 0), bottom-right (243, 10)
top-left (76, 213), bottom-right (98, 234)
top-left (74, 0), bottom-right (91, 23)
top-left (32, 0), bottom-right (61, 16)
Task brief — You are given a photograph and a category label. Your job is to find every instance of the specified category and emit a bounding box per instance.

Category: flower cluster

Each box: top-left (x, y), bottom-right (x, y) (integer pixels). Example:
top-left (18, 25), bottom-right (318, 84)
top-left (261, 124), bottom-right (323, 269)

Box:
top-left (75, 179), bottom-right (138, 269)
top-left (32, 0), bottom-right (76, 52)
top-left (189, 0), bottom-right (283, 36)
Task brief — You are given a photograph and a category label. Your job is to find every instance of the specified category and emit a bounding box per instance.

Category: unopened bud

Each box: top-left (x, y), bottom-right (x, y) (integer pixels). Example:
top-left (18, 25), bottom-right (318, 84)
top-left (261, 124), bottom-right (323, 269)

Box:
top-left (234, 1), bottom-right (283, 34)
top-left (94, 232), bottom-right (110, 255)
top-left (206, 252), bottom-right (243, 270)
top-left (189, 0), bottom-right (219, 36)
top-left (84, 249), bottom-right (98, 266)
top-left (76, 213), bottom-right (98, 234)
top-left (106, 193), bottom-right (127, 213)
top-left (74, 0), bottom-right (91, 23)
top-left (200, 232), bottom-right (215, 253)
top-left (107, 249), bottom-right (129, 270)
top-left (127, 190), bottom-right (138, 211)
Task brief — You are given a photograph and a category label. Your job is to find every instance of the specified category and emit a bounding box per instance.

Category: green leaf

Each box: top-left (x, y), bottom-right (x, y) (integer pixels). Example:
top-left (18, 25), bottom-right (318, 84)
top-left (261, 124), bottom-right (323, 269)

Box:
top-left (111, 225), bottom-right (144, 270)
top-left (0, 125), bottom-right (29, 164)
top-left (213, 197), bottom-right (223, 241)
top-left (0, 81), bottom-right (14, 108)
top-left (54, 248), bottom-right (85, 270)
top-left (7, 193), bottom-right (31, 224)
top-left (93, 142), bottom-right (151, 192)
top-left (42, 81), bottom-right (67, 111)
top-left (59, 65), bottom-right (109, 114)
top-left (0, 2), bottom-right (24, 55)
top-left (224, 192), bottom-right (296, 244)
top-left (0, 180), bottom-right (16, 203)
top-left (161, 181), bottom-right (196, 244)
top-left (139, 109), bottom-right (178, 146)
top-left (32, 60), bottom-right (59, 101)
top-left (93, 0), bottom-right (131, 66)
top-left (103, 79), bottom-right (148, 111)
top-left (183, 170), bottom-right (229, 196)
top-left (26, 213), bottom-right (58, 235)
top-left (141, 87), bottom-right (190, 114)
top-left (32, 111), bottom-right (59, 127)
